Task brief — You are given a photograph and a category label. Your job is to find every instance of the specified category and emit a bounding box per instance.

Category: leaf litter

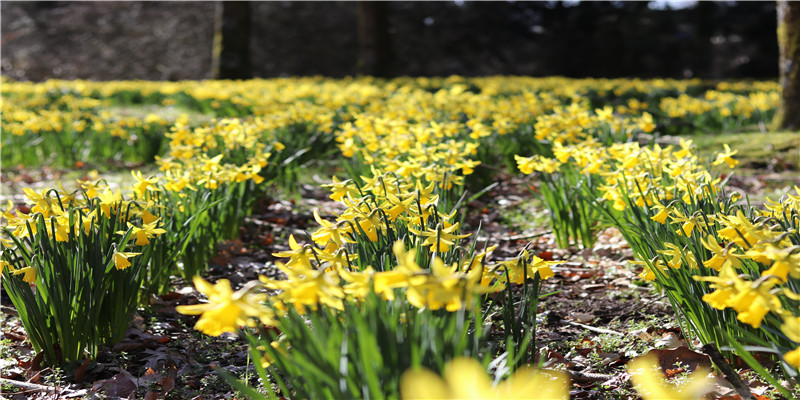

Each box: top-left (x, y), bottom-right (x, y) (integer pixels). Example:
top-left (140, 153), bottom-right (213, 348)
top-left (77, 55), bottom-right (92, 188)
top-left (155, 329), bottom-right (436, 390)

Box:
top-left (1, 170), bottom-right (796, 399)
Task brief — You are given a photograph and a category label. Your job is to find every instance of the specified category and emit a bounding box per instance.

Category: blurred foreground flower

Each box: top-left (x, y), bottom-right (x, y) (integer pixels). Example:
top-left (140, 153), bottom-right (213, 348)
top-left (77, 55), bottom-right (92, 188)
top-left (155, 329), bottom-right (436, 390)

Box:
top-left (627, 354), bottom-right (713, 400)
top-left (176, 276), bottom-right (272, 336)
top-left (400, 357), bottom-right (569, 400)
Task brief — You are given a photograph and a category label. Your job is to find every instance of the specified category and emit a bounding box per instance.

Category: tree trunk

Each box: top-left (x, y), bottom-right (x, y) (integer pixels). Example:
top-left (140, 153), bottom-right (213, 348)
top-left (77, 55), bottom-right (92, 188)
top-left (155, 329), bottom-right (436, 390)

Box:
top-left (212, 1), bottom-right (252, 80)
top-left (774, 0), bottom-right (800, 131)
top-left (356, 2), bottom-right (392, 77)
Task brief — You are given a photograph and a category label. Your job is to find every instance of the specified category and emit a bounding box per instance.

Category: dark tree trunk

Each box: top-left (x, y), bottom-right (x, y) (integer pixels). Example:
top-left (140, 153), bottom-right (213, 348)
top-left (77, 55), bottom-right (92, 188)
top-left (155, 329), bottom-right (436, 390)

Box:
top-left (774, 0), bottom-right (800, 131)
top-left (213, 1), bottom-right (252, 80)
top-left (356, 1), bottom-right (392, 77)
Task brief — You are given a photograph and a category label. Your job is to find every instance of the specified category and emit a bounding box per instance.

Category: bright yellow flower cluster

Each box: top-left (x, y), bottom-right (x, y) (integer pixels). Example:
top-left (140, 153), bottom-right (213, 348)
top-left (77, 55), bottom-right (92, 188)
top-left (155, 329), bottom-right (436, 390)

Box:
top-left (515, 107), bottom-right (798, 371)
top-left (314, 169), bottom-right (454, 249)
top-left (634, 182), bottom-right (800, 367)
top-left (659, 90), bottom-right (778, 120)
top-left (179, 236), bottom-right (558, 337)
top-left (267, 240), bottom-right (501, 313)
top-left (0, 79), bottom-right (179, 140)
top-left (3, 76), bottom-right (779, 175)
top-left (176, 277), bottom-right (272, 337)
top-left (178, 167), bottom-right (560, 336)
top-left (517, 138), bottom-right (726, 213)
top-left (156, 118), bottom-right (282, 191)
top-left (336, 115), bottom-right (480, 191)
top-left (684, 188), bottom-right (800, 367)
top-left (1, 181), bottom-right (164, 273)
top-left (532, 102), bottom-right (655, 145)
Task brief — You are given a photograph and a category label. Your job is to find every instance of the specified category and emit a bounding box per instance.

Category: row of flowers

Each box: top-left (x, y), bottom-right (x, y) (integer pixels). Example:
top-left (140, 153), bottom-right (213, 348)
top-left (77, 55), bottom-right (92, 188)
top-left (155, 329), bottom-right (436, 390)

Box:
top-left (1, 116), bottom-right (286, 365)
top-left (2, 75), bottom-right (779, 169)
top-left (0, 75), bottom-right (792, 398)
top-left (516, 118), bottom-right (799, 397)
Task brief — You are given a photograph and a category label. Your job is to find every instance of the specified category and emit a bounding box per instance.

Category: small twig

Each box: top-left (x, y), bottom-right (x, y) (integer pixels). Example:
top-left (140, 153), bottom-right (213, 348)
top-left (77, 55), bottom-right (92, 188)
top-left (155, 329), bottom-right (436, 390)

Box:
top-left (1, 305), bottom-right (19, 317)
top-left (476, 163), bottom-right (511, 175)
top-left (0, 378), bottom-right (57, 393)
top-left (564, 320), bottom-right (624, 336)
top-left (569, 370), bottom-right (614, 382)
top-left (502, 231), bottom-right (551, 241)
top-left (701, 343), bottom-right (756, 400)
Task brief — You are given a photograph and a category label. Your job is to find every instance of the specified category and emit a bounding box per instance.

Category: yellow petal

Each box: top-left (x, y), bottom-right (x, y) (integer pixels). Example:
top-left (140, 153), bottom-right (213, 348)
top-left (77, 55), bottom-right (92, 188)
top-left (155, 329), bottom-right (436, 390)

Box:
top-left (400, 368), bottom-right (451, 400)
top-left (445, 358), bottom-right (494, 399)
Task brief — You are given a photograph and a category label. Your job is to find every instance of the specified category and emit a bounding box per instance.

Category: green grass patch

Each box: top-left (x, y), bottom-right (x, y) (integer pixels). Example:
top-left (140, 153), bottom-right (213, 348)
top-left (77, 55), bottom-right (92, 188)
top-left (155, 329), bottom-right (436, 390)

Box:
top-left (691, 130), bottom-right (800, 202)
top-left (692, 130), bottom-right (799, 172)
top-left (100, 104), bottom-right (214, 123)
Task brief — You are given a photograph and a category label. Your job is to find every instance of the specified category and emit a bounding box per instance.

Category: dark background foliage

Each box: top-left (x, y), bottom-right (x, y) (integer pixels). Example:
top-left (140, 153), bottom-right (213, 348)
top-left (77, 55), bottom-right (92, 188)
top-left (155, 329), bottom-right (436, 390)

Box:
top-left (1, 1), bottom-right (779, 81)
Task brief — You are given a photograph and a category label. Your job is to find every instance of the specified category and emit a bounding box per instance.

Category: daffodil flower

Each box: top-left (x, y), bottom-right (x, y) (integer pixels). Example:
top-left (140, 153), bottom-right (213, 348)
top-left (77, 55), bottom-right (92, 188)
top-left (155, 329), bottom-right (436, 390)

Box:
top-left (118, 219), bottom-right (167, 246)
top-left (272, 235), bottom-right (315, 270)
top-left (176, 277), bottom-right (272, 337)
top-left (23, 188), bottom-right (64, 218)
top-left (658, 242), bottom-right (684, 269)
top-left (712, 144), bottom-right (738, 168)
top-left (11, 266), bottom-right (36, 283)
top-left (401, 357), bottom-right (569, 400)
top-left (649, 203), bottom-right (672, 224)
top-left (113, 251), bottom-right (141, 270)
top-left (131, 170), bottom-right (159, 198)
top-left (97, 188), bottom-right (123, 218)
top-left (700, 235), bottom-right (742, 271)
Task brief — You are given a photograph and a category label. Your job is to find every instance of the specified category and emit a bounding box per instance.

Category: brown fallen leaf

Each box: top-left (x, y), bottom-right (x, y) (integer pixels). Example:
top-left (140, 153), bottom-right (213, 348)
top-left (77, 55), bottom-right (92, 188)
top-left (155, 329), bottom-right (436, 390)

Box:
top-left (159, 292), bottom-right (184, 302)
top-left (93, 370), bottom-right (138, 398)
top-left (537, 251), bottom-right (554, 260)
top-left (28, 369), bottom-right (43, 384)
top-left (143, 391), bottom-right (161, 400)
top-left (569, 312), bottom-right (595, 324)
top-left (139, 367), bottom-right (163, 386)
top-left (29, 351), bottom-right (44, 371)
top-left (644, 345), bottom-right (712, 373)
top-left (74, 358), bottom-right (91, 383)
top-left (162, 361), bottom-right (177, 395)
top-left (113, 341), bottom-right (154, 352)
top-left (654, 332), bottom-right (684, 349)
top-left (3, 332), bottom-right (26, 342)
top-left (162, 375), bottom-right (176, 395)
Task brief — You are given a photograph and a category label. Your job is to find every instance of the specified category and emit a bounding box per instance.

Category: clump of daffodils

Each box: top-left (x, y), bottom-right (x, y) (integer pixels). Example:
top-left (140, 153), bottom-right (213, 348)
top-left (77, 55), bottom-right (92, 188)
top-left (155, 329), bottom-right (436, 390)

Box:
top-left (2, 181), bottom-right (165, 274)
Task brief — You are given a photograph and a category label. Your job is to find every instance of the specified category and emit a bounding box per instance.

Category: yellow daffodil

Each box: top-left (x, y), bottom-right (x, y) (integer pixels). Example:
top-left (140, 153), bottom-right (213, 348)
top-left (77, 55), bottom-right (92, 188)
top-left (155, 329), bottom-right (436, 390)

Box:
top-left (23, 188), bottom-right (63, 218)
top-left (119, 219), bottom-right (167, 246)
top-left (700, 235), bottom-right (742, 271)
top-left (131, 170), bottom-right (159, 198)
top-left (784, 347), bottom-right (800, 368)
top-left (627, 354), bottom-right (712, 400)
top-left (11, 266), bottom-right (37, 283)
top-left (502, 251), bottom-right (558, 284)
top-left (401, 357), bottom-right (569, 400)
top-left (113, 251), bottom-right (141, 270)
top-left (176, 276), bottom-right (271, 337)
top-left (650, 203), bottom-right (672, 224)
top-left (272, 234), bottom-right (314, 270)
top-left (712, 144), bottom-right (738, 168)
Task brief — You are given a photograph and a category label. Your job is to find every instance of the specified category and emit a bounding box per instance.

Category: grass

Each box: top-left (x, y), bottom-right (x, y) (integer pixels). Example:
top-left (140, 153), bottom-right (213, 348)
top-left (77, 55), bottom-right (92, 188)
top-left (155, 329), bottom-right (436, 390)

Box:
top-left (100, 104), bottom-right (213, 124)
top-left (690, 130), bottom-right (800, 202)
top-left (0, 165), bottom-right (160, 206)
top-left (692, 130), bottom-right (799, 171)
top-left (498, 197), bottom-right (551, 234)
